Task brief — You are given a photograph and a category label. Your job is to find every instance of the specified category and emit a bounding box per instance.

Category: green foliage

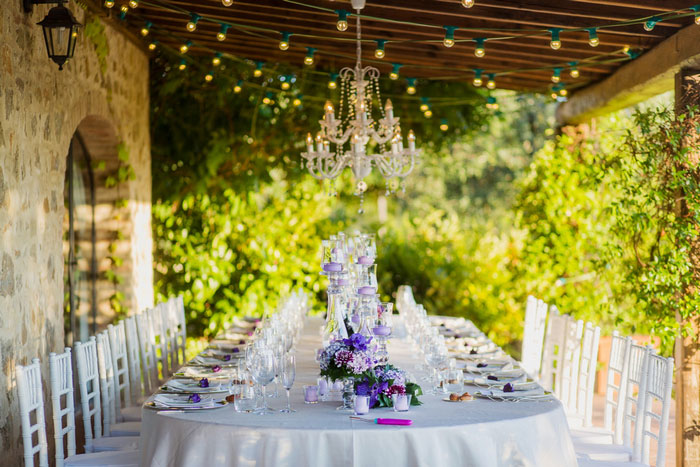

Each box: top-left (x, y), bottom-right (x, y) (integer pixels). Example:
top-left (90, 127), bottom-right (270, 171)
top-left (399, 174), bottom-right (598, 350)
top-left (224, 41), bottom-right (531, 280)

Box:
top-left (84, 16), bottom-right (108, 75)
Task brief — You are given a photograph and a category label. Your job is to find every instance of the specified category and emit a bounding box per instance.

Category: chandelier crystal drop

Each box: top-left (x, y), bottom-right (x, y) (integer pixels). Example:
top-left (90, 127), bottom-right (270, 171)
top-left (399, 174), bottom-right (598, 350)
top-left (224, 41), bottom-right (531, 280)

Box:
top-left (300, 0), bottom-right (420, 200)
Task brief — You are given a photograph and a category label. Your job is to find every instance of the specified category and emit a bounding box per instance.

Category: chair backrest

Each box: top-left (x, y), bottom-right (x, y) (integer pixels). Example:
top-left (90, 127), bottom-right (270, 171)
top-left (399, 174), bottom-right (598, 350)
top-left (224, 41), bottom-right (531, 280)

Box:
top-left (163, 298), bottom-right (181, 374)
top-left (149, 304), bottom-right (170, 380)
top-left (173, 296), bottom-right (187, 369)
top-left (136, 310), bottom-right (159, 393)
top-left (622, 343), bottom-right (651, 458)
top-left (96, 331), bottom-right (116, 435)
top-left (49, 348), bottom-right (77, 467)
top-left (16, 358), bottom-right (49, 467)
top-left (639, 352), bottom-right (674, 466)
top-left (540, 306), bottom-right (566, 393)
top-left (604, 332), bottom-right (632, 444)
top-left (574, 322), bottom-right (601, 426)
top-left (74, 337), bottom-right (103, 452)
top-left (560, 316), bottom-right (584, 409)
top-left (108, 321), bottom-right (132, 411)
top-left (124, 315), bottom-right (144, 401)
top-left (522, 298), bottom-right (548, 377)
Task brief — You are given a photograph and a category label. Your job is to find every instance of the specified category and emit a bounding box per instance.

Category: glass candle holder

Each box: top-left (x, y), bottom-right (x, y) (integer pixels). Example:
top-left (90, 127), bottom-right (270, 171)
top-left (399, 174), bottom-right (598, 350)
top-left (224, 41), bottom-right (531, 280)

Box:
top-left (354, 395), bottom-right (370, 415)
top-left (304, 385), bottom-right (319, 404)
top-left (317, 377), bottom-right (329, 401)
top-left (392, 393), bottom-right (412, 412)
top-left (446, 369), bottom-right (463, 393)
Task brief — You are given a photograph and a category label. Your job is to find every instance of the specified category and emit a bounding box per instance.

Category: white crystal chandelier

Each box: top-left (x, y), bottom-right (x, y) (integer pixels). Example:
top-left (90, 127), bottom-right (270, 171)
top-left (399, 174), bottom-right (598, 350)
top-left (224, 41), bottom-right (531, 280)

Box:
top-left (300, 0), bottom-right (420, 201)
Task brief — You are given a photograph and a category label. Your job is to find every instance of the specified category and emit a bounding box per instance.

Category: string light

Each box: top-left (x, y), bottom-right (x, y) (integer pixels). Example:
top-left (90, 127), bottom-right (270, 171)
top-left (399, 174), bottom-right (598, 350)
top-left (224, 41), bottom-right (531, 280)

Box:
top-left (233, 80), bottom-right (243, 93)
top-left (587, 28), bottom-right (599, 47)
top-left (472, 69), bottom-right (483, 87)
top-left (128, 0), bottom-right (139, 8)
top-left (222, 0), bottom-right (233, 6)
top-left (474, 38), bottom-right (486, 57)
top-left (419, 97), bottom-right (430, 112)
top-left (560, 87), bottom-right (568, 96)
top-left (569, 62), bottom-right (579, 78)
top-left (212, 52), bottom-right (222, 67)
top-left (424, 108), bottom-right (433, 118)
top-left (217, 24), bottom-right (231, 42)
top-left (180, 40), bottom-right (192, 54)
top-left (443, 26), bottom-right (457, 48)
top-left (186, 14), bottom-right (201, 32)
top-left (148, 40), bottom-right (158, 51)
top-left (253, 61), bottom-right (264, 77)
top-left (440, 119), bottom-right (449, 131)
top-left (486, 96), bottom-right (499, 110)
top-left (389, 63), bottom-right (402, 80)
top-left (178, 59), bottom-right (187, 71)
top-left (406, 78), bottom-right (417, 95)
top-left (551, 67), bottom-right (561, 83)
top-left (279, 32), bottom-right (292, 50)
top-left (140, 21), bottom-right (152, 37)
top-left (549, 28), bottom-right (561, 50)
top-left (375, 40), bottom-right (386, 59)
top-left (104, 0), bottom-right (114, 8)
top-left (328, 72), bottom-right (338, 89)
top-left (486, 74), bottom-right (496, 89)
top-left (643, 17), bottom-right (659, 31)
top-left (304, 47), bottom-right (316, 65)
top-left (692, 6), bottom-right (700, 25)
top-left (205, 71), bottom-right (214, 82)
top-left (293, 94), bottom-right (303, 107)
top-left (336, 10), bottom-right (349, 32)
top-left (281, 76), bottom-right (291, 90)
top-left (263, 93), bottom-right (273, 105)
top-left (119, 4), bottom-right (128, 19)
top-left (461, 0), bottom-right (474, 8)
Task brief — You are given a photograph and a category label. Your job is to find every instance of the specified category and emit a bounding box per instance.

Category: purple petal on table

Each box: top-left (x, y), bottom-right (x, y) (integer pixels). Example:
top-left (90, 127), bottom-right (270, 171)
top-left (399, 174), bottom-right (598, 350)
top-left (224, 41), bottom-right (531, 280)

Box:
top-left (503, 383), bottom-right (514, 393)
top-left (223, 354), bottom-right (232, 362)
top-left (247, 331), bottom-right (253, 336)
top-left (487, 375), bottom-right (499, 381)
top-left (239, 339), bottom-right (246, 345)
top-left (212, 365), bottom-right (222, 373)
top-left (199, 378), bottom-right (209, 388)
top-left (477, 363), bottom-right (488, 368)
top-left (470, 349), bottom-right (478, 355)
top-left (188, 393), bottom-right (201, 403)
top-left (454, 334), bottom-right (461, 338)
top-left (232, 348), bottom-right (240, 353)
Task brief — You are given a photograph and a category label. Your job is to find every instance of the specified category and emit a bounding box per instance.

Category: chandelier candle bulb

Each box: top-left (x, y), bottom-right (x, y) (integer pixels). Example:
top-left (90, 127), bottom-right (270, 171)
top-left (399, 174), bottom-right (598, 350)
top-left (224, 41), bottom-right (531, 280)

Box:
top-left (408, 130), bottom-right (416, 151)
top-left (306, 133), bottom-right (314, 153)
top-left (384, 99), bottom-right (394, 121)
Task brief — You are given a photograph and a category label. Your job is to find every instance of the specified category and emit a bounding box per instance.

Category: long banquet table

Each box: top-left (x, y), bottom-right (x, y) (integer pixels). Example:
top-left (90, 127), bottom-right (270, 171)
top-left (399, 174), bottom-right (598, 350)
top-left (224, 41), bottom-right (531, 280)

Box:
top-left (140, 317), bottom-right (577, 467)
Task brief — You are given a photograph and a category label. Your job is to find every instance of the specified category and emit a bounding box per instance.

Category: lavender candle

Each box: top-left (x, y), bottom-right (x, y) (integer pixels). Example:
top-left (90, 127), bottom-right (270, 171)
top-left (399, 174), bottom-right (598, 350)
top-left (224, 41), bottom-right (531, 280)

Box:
top-left (392, 394), bottom-right (412, 412)
top-left (354, 395), bottom-right (370, 415)
top-left (304, 385), bottom-right (319, 404)
top-left (372, 325), bottom-right (391, 336)
top-left (317, 377), bottom-right (328, 397)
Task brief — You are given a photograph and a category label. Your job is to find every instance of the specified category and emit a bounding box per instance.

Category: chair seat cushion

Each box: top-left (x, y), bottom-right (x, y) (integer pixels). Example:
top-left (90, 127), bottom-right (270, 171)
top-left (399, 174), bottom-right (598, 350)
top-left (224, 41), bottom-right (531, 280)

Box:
top-left (119, 405), bottom-right (142, 422)
top-left (93, 435), bottom-right (139, 452)
top-left (571, 426), bottom-right (615, 445)
top-left (64, 449), bottom-right (140, 467)
top-left (575, 441), bottom-right (632, 462)
top-left (108, 421), bottom-right (141, 437)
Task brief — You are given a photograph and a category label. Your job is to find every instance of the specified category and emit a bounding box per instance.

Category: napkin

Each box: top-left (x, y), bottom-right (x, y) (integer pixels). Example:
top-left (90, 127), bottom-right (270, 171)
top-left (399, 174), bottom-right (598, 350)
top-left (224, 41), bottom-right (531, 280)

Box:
top-left (153, 394), bottom-right (217, 408)
top-left (178, 366), bottom-right (234, 379)
top-left (191, 355), bottom-right (238, 366)
top-left (476, 388), bottom-right (546, 398)
top-left (164, 379), bottom-right (225, 393)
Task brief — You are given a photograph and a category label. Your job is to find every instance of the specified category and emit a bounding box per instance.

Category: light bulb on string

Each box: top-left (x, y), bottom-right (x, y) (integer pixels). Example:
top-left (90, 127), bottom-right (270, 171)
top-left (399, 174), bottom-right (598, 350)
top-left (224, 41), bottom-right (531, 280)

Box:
top-left (119, 5), bottom-right (128, 19)
top-left (693, 6), bottom-right (700, 25)
top-left (419, 97), bottom-right (429, 112)
top-left (486, 96), bottom-right (498, 110)
top-left (424, 109), bottom-right (433, 118)
top-left (293, 94), bottom-right (303, 107)
top-left (281, 80), bottom-right (291, 90)
top-left (186, 14), bottom-right (201, 32)
top-left (140, 21), bottom-right (152, 37)
top-left (180, 41), bottom-right (192, 54)
top-left (148, 40), bottom-right (158, 51)
top-left (279, 32), bottom-right (292, 50)
top-left (643, 17), bottom-right (659, 31)
top-left (559, 87), bottom-right (568, 96)
top-left (233, 80), bottom-right (243, 93)
top-left (262, 93), bottom-right (273, 105)
top-left (104, 0), bottom-right (114, 8)
top-left (587, 28), bottom-right (599, 47)
top-left (486, 74), bottom-right (496, 89)
top-left (336, 10), bottom-right (349, 32)
top-left (212, 52), bottom-right (222, 67)
top-left (568, 62), bottom-right (579, 78)
top-left (551, 91), bottom-right (558, 100)
top-left (440, 119), bottom-right (449, 131)
top-left (375, 40), bottom-right (386, 58)
top-left (178, 59), bottom-right (187, 71)
top-left (253, 61), bottom-right (264, 77)
top-left (205, 71), bottom-right (214, 82)
top-left (304, 47), bottom-right (316, 65)
top-left (406, 78), bottom-right (417, 95)
top-left (551, 68), bottom-right (561, 83)
top-left (328, 73), bottom-right (338, 89)
top-left (222, 0), bottom-right (233, 5)
top-left (472, 68), bottom-right (483, 87)
top-left (389, 63), bottom-right (402, 80)
top-left (217, 24), bottom-right (231, 42)
top-left (461, 0), bottom-right (474, 8)
top-left (474, 38), bottom-right (486, 57)
top-left (443, 26), bottom-right (457, 48)
top-left (549, 28), bottom-right (561, 50)
top-left (128, 0), bottom-right (138, 8)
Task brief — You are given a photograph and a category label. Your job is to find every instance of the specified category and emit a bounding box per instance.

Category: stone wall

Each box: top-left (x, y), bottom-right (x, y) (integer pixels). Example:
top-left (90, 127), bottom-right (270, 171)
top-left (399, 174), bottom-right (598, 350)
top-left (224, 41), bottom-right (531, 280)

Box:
top-left (0, 3), bottom-right (152, 464)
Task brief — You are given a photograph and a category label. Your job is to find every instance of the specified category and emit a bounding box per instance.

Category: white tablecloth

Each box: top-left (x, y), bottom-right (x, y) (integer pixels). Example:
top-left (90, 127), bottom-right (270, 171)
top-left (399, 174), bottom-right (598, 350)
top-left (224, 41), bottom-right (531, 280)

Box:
top-left (140, 317), bottom-right (577, 467)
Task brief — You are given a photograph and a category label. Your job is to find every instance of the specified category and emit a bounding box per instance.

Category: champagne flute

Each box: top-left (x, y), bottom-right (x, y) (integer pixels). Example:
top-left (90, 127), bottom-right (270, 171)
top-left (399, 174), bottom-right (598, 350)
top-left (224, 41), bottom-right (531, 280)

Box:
top-left (251, 348), bottom-right (276, 415)
top-left (279, 353), bottom-right (296, 413)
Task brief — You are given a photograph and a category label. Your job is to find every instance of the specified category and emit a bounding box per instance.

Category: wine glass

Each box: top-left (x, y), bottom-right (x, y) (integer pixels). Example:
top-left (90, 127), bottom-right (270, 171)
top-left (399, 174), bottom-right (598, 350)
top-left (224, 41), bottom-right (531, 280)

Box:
top-left (250, 348), bottom-right (276, 415)
top-left (425, 341), bottom-right (448, 395)
top-left (279, 353), bottom-right (296, 413)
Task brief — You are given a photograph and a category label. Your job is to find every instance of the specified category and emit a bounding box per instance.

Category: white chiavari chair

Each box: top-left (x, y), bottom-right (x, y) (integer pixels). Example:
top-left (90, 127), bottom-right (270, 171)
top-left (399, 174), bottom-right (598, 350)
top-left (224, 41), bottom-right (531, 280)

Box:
top-left (122, 316), bottom-right (146, 421)
top-left (571, 332), bottom-right (632, 445)
top-left (560, 317), bottom-right (584, 410)
top-left (163, 298), bottom-right (181, 374)
top-left (568, 322), bottom-right (601, 428)
top-left (637, 352), bottom-right (674, 466)
top-left (136, 310), bottom-right (159, 394)
top-left (521, 296), bottom-right (547, 377)
top-left (18, 356), bottom-right (139, 467)
top-left (174, 295), bottom-right (187, 368)
top-left (51, 347), bottom-right (139, 457)
top-left (107, 323), bottom-right (132, 415)
top-left (540, 306), bottom-right (566, 394)
top-left (148, 304), bottom-right (170, 381)
top-left (576, 343), bottom-right (651, 463)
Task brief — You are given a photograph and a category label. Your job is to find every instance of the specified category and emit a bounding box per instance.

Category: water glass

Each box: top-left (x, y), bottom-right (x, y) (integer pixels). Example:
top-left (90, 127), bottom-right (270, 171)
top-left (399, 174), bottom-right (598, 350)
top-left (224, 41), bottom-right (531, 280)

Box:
top-left (353, 395), bottom-right (370, 415)
top-left (233, 384), bottom-right (256, 413)
top-left (392, 393), bottom-right (412, 412)
top-left (445, 369), bottom-right (463, 393)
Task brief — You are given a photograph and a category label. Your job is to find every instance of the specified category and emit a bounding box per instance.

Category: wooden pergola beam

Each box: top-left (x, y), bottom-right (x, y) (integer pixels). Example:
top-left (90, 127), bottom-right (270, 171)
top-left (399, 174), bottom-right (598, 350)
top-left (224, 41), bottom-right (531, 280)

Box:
top-left (556, 23), bottom-right (700, 124)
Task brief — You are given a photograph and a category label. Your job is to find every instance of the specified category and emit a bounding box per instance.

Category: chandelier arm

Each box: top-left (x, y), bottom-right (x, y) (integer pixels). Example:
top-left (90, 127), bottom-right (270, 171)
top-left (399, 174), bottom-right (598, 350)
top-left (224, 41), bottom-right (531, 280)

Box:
top-left (368, 129), bottom-right (393, 145)
top-left (370, 154), bottom-right (398, 178)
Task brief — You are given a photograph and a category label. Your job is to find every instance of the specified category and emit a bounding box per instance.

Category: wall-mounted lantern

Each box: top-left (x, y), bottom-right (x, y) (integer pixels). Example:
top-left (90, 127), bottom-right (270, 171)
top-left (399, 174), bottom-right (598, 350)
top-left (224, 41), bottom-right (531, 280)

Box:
top-left (23, 0), bottom-right (81, 70)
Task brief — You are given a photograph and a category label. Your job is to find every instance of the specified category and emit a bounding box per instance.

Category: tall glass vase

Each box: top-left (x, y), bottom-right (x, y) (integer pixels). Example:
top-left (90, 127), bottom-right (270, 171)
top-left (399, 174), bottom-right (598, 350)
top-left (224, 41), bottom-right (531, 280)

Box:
top-left (336, 378), bottom-right (354, 411)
